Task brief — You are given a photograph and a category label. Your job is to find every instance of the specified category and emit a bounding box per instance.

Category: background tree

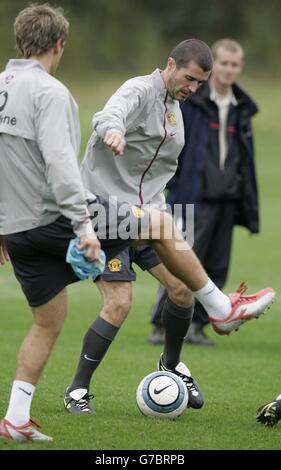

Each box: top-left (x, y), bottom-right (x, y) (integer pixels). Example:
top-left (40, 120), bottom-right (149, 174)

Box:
top-left (0, 0), bottom-right (280, 76)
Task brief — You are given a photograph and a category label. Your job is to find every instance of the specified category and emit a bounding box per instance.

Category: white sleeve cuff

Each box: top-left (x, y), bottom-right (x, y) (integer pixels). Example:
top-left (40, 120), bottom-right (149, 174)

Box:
top-left (73, 219), bottom-right (94, 237)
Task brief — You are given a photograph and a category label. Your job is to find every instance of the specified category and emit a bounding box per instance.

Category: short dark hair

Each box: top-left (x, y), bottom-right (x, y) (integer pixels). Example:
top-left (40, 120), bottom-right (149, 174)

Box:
top-left (169, 38), bottom-right (213, 71)
top-left (14, 3), bottom-right (69, 58)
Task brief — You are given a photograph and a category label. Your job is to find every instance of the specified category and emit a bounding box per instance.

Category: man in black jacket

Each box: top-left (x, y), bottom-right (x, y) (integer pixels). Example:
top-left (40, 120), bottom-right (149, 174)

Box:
top-left (149, 38), bottom-right (259, 346)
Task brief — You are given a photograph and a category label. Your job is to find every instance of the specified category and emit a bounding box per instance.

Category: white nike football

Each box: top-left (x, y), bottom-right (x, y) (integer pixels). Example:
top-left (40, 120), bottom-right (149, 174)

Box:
top-left (136, 371), bottom-right (188, 419)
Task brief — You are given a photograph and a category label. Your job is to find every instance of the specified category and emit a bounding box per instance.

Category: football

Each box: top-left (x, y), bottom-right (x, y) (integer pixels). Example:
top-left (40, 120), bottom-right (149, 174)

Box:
top-left (136, 371), bottom-right (188, 419)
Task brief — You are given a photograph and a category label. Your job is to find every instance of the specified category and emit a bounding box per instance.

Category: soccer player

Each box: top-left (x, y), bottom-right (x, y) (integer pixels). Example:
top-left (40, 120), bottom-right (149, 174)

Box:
top-left (256, 395), bottom-right (281, 427)
top-left (149, 39), bottom-right (260, 346)
top-left (63, 39), bottom-right (276, 416)
top-left (0, 3), bottom-right (151, 443)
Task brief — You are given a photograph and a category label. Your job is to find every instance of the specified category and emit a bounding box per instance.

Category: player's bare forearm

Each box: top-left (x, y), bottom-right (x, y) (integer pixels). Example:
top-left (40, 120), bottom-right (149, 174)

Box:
top-left (0, 236), bottom-right (10, 265)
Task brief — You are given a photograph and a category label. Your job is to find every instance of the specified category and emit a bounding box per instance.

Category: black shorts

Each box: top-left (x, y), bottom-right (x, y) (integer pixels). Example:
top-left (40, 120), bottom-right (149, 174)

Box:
top-left (101, 245), bottom-right (161, 282)
top-left (3, 196), bottom-right (149, 307)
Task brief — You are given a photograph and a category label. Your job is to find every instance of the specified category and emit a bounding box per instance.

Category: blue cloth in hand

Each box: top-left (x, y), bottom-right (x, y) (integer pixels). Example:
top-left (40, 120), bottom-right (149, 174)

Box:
top-left (66, 238), bottom-right (106, 280)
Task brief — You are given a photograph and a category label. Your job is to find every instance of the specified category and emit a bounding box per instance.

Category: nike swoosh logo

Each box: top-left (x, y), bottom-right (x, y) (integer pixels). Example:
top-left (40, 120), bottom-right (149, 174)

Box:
top-left (154, 384), bottom-right (173, 394)
top-left (84, 354), bottom-right (99, 362)
top-left (18, 387), bottom-right (32, 396)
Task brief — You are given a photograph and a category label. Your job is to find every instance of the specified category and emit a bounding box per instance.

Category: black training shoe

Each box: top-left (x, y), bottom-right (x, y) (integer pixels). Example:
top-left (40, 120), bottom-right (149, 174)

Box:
top-left (64, 387), bottom-right (96, 415)
top-left (256, 398), bottom-right (281, 427)
top-left (157, 353), bottom-right (204, 409)
top-left (148, 326), bottom-right (165, 345)
top-left (184, 323), bottom-right (216, 346)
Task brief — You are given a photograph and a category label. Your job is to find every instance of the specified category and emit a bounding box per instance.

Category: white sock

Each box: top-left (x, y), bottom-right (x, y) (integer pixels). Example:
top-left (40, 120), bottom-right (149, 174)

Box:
top-left (5, 380), bottom-right (35, 426)
top-left (194, 278), bottom-right (231, 320)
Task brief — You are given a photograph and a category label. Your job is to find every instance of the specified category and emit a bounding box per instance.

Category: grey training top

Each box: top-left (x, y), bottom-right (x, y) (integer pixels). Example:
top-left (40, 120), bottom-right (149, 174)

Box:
top-left (0, 59), bottom-right (94, 236)
top-left (81, 69), bottom-right (185, 209)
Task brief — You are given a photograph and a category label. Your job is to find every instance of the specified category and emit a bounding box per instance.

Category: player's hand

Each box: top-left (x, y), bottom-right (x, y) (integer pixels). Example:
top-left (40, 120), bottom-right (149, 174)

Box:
top-left (76, 233), bottom-right (101, 262)
top-left (0, 236), bottom-right (10, 265)
top-left (104, 131), bottom-right (126, 156)
top-left (256, 400), bottom-right (281, 427)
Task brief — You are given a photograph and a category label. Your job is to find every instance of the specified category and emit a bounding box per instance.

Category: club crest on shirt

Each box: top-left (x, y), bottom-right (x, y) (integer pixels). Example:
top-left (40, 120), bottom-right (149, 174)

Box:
top-left (132, 205), bottom-right (145, 219)
top-left (107, 258), bottom-right (122, 272)
top-left (167, 112), bottom-right (177, 125)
